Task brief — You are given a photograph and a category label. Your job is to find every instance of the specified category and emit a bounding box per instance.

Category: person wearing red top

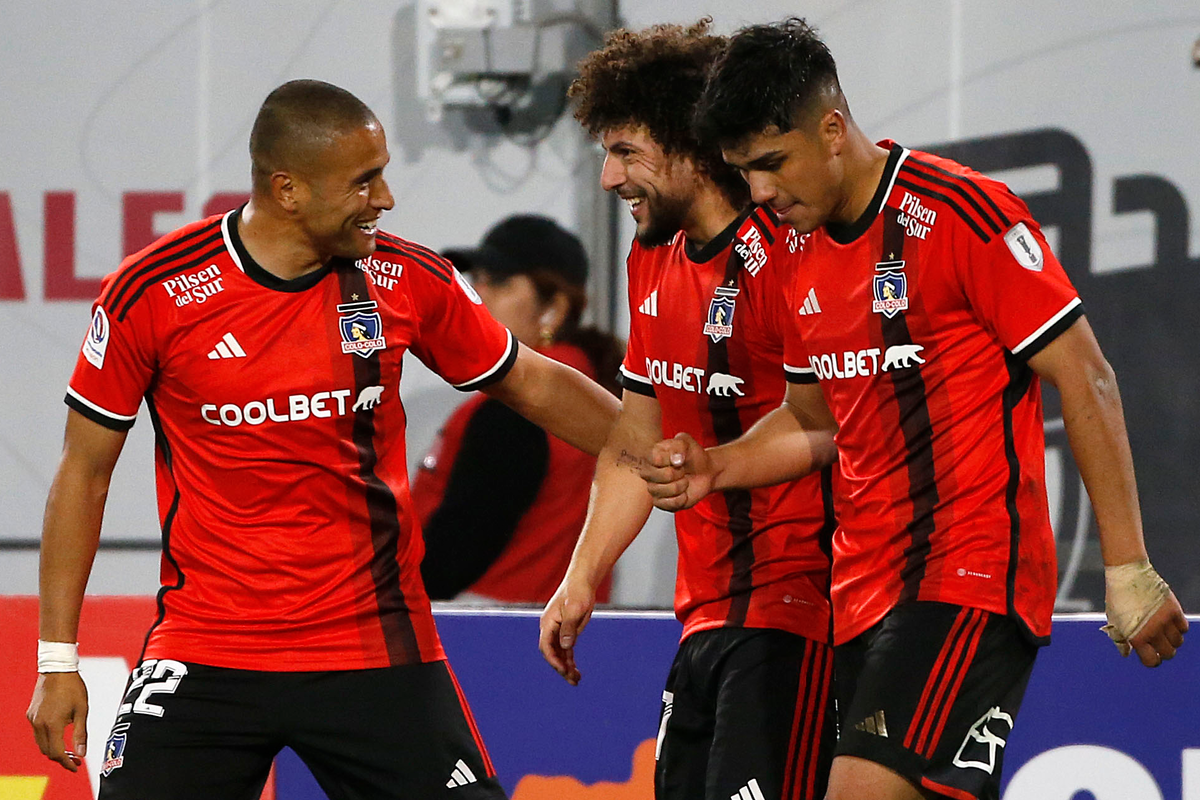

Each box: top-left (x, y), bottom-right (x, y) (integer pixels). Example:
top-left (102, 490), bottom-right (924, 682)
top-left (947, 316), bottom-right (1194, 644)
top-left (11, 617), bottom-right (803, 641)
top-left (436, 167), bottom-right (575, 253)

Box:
top-left (26, 80), bottom-right (619, 800)
top-left (412, 215), bottom-right (621, 604)
top-left (641, 18), bottom-right (1188, 800)
top-left (539, 22), bottom-right (837, 800)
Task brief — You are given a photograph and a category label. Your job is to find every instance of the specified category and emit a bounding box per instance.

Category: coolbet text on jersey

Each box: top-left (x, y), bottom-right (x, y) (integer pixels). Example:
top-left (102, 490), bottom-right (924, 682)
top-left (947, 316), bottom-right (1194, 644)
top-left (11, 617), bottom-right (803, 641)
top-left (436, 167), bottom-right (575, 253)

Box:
top-left (67, 209), bottom-right (518, 670)
top-left (783, 142), bottom-right (1079, 646)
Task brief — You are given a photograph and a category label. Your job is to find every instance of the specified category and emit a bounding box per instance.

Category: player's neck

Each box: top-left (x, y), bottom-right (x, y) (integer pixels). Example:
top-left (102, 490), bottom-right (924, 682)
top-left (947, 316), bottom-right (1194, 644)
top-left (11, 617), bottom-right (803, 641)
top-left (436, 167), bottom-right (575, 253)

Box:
top-left (239, 200), bottom-right (328, 282)
top-left (829, 127), bottom-right (892, 229)
top-left (680, 183), bottom-right (740, 249)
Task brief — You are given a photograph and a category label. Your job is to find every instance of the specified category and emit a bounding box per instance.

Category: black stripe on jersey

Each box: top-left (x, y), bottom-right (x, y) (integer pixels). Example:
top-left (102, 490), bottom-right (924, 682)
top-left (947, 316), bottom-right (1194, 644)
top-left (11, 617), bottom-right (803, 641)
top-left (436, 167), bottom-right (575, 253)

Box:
top-left (899, 160), bottom-right (1007, 236)
top-left (137, 397), bottom-right (185, 664)
top-left (337, 267), bottom-right (422, 664)
top-left (905, 156), bottom-right (1011, 230)
top-left (113, 241), bottom-right (229, 321)
top-left (384, 236), bottom-right (456, 280)
top-left (893, 178), bottom-right (990, 244)
top-left (747, 207), bottom-right (776, 245)
top-left (878, 209), bottom-right (939, 604)
top-left (785, 366), bottom-right (820, 385)
top-left (375, 239), bottom-right (454, 284)
top-left (819, 466), bottom-right (836, 644)
top-left (1001, 353), bottom-right (1049, 645)
top-left (706, 241), bottom-right (756, 627)
top-left (1015, 303), bottom-right (1084, 361)
top-left (616, 369), bottom-right (656, 397)
top-left (454, 337), bottom-right (519, 392)
top-left (65, 394), bottom-right (137, 431)
top-left (102, 223), bottom-right (224, 312)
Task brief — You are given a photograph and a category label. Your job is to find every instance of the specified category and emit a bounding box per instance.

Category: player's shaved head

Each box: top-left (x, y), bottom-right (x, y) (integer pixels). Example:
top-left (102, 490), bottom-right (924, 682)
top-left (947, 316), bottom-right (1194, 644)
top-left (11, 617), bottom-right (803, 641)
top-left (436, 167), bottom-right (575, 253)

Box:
top-left (249, 79), bottom-right (378, 191)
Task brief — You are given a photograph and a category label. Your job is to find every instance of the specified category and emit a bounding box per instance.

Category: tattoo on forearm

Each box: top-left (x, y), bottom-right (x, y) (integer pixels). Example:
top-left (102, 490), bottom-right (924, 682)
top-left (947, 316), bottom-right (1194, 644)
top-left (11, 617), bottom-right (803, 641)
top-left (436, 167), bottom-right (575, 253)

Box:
top-left (616, 449), bottom-right (651, 470)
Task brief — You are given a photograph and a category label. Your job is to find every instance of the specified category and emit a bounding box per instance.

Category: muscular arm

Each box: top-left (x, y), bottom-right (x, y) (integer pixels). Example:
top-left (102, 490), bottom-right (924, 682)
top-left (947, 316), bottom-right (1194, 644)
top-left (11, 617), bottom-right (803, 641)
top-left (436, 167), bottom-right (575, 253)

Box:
top-left (28, 409), bottom-right (128, 770)
top-left (540, 391), bottom-right (662, 684)
top-left (483, 344), bottom-right (620, 456)
top-left (640, 381), bottom-right (838, 511)
top-left (1028, 317), bottom-right (1186, 665)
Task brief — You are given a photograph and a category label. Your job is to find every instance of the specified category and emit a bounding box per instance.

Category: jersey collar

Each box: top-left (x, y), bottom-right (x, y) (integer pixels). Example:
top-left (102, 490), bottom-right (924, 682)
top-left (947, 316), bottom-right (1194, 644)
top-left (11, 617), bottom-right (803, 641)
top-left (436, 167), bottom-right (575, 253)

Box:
top-left (683, 204), bottom-right (758, 264)
top-left (223, 207), bottom-right (337, 293)
top-left (825, 141), bottom-right (907, 246)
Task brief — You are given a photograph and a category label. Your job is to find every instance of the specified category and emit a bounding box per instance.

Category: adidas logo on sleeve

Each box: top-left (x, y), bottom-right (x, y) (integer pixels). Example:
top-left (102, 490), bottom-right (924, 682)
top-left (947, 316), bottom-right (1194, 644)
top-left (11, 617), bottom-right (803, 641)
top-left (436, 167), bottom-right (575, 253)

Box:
top-left (446, 759), bottom-right (478, 788)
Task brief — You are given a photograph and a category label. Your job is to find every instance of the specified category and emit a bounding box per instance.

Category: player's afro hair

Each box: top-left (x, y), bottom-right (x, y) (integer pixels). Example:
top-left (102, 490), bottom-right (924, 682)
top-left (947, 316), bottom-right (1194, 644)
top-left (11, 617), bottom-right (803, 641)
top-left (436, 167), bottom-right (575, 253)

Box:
top-left (695, 17), bottom-right (843, 149)
top-left (569, 19), bottom-right (749, 209)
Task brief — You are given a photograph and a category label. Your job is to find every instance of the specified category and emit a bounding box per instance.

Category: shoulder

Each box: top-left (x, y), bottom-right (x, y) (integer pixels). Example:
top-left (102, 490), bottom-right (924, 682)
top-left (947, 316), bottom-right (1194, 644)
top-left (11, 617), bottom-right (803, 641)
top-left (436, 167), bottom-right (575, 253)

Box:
top-left (739, 205), bottom-right (802, 284)
top-left (372, 230), bottom-right (457, 286)
top-left (896, 149), bottom-right (1028, 245)
top-left (97, 213), bottom-right (228, 322)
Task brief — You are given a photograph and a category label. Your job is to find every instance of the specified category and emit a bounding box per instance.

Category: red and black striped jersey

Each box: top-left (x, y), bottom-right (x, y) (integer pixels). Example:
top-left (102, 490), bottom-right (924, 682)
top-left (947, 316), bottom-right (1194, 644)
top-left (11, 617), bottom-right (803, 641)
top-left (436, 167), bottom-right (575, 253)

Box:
top-left (66, 209), bottom-right (517, 670)
top-left (619, 206), bottom-right (835, 645)
top-left (783, 142), bottom-right (1077, 645)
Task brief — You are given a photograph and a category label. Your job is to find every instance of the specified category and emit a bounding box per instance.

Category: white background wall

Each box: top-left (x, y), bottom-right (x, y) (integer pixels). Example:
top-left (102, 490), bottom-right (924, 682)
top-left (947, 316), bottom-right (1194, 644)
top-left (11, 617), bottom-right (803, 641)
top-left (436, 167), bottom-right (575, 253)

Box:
top-left (3, 1), bottom-right (1198, 607)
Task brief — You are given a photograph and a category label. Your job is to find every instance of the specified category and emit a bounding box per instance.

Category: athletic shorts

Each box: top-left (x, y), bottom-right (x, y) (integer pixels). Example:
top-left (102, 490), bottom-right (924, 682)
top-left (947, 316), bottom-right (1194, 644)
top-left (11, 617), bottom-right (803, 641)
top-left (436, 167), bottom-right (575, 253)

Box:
top-left (834, 602), bottom-right (1039, 800)
top-left (655, 627), bottom-right (836, 800)
top-left (97, 658), bottom-right (505, 800)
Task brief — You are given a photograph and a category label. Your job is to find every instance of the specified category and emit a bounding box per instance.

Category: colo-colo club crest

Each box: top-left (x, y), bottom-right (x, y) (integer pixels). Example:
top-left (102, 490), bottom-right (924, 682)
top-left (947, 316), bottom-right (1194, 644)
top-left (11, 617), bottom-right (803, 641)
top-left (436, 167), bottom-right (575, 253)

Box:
top-left (872, 260), bottom-right (909, 318)
top-left (704, 286), bottom-right (739, 342)
top-left (338, 300), bottom-right (386, 358)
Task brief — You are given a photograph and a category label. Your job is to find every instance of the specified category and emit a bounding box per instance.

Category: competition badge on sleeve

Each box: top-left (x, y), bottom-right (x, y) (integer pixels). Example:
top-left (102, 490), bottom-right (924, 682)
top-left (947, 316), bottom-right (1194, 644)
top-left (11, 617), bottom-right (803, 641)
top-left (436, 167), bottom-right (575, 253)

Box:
top-left (704, 287), bottom-right (738, 342)
top-left (872, 260), bottom-right (909, 318)
top-left (83, 306), bottom-right (111, 369)
top-left (338, 301), bottom-right (386, 358)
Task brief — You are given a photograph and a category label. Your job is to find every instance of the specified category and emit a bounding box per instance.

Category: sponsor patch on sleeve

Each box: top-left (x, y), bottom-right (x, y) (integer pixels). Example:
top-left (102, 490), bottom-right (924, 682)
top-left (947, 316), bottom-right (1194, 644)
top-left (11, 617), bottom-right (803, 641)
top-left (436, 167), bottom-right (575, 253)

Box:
top-left (1003, 222), bottom-right (1044, 271)
top-left (82, 306), bottom-right (110, 369)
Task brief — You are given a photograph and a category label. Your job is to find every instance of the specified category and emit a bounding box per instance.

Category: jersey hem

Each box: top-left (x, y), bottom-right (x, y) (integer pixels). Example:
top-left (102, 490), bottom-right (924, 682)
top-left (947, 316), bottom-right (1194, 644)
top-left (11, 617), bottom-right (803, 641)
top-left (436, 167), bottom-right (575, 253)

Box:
top-left (834, 598), bottom-right (1050, 647)
top-left (1011, 298), bottom-right (1083, 359)
top-left (65, 389), bottom-right (137, 431)
top-left (140, 644), bottom-right (449, 672)
top-left (454, 332), bottom-right (518, 391)
top-left (680, 614), bottom-right (832, 646)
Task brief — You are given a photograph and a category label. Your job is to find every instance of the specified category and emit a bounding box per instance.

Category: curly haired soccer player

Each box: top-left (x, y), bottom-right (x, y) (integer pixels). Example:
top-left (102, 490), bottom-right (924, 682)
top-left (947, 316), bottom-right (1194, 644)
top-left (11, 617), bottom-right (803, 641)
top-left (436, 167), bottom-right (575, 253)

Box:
top-left (638, 17), bottom-right (1188, 800)
top-left (540, 21), bottom-right (838, 800)
top-left (27, 79), bottom-right (618, 800)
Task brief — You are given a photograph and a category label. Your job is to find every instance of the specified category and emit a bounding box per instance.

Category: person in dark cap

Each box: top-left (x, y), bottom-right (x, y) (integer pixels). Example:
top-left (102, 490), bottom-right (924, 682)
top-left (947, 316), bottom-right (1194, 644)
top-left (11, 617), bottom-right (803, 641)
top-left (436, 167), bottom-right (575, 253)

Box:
top-left (412, 214), bottom-right (623, 603)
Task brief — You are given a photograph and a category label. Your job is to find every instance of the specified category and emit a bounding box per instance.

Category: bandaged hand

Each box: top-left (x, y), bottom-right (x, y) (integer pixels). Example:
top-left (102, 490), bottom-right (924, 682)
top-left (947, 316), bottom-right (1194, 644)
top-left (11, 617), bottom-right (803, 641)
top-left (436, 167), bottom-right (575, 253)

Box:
top-left (1101, 559), bottom-right (1187, 665)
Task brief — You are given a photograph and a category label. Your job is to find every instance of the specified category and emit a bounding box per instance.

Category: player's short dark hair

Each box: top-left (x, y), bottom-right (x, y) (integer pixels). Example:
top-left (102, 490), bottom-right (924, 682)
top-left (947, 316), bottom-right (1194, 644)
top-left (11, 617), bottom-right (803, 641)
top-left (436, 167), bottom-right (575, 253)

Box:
top-left (249, 79), bottom-right (377, 189)
top-left (569, 19), bottom-right (749, 208)
top-left (695, 17), bottom-right (842, 149)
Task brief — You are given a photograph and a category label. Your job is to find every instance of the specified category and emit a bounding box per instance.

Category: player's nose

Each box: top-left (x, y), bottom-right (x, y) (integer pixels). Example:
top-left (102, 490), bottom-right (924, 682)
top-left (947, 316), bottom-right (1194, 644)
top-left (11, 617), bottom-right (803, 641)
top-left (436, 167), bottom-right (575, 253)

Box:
top-left (745, 172), bottom-right (777, 206)
top-left (600, 152), bottom-right (625, 192)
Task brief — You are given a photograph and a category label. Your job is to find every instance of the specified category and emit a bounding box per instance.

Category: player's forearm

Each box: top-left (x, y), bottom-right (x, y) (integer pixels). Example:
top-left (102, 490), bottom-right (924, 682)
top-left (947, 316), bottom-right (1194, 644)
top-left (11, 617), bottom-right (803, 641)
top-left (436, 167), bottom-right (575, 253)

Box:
top-left (487, 349), bottom-right (620, 455)
top-left (708, 403), bottom-right (837, 491)
top-left (38, 463), bottom-right (107, 643)
top-left (1057, 360), bottom-right (1147, 566)
top-left (567, 444), bottom-right (656, 590)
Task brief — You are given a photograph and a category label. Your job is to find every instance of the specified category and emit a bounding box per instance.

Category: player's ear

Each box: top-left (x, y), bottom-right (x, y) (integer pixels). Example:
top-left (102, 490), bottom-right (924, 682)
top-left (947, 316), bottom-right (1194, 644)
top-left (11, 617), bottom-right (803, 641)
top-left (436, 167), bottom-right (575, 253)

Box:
top-left (822, 108), bottom-right (847, 155)
top-left (540, 292), bottom-right (570, 336)
top-left (271, 171), bottom-right (302, 212)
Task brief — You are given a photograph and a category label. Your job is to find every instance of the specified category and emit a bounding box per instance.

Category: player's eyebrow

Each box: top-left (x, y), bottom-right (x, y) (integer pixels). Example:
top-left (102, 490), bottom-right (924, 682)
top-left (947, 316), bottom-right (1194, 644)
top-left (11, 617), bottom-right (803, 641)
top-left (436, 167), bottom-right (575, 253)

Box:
top-left (352, 166), bottom-right (384, 185)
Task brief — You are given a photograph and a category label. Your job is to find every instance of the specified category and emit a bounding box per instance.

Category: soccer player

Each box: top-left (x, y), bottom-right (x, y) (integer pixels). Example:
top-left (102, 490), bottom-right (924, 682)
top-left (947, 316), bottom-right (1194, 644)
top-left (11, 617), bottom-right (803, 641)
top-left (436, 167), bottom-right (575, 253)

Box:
top-left (638, 18), bottom-right (1188, 800)
top-left (26, 79), bottom-right (619, 800)
top-left (539, 22), bottom-right (837, 800)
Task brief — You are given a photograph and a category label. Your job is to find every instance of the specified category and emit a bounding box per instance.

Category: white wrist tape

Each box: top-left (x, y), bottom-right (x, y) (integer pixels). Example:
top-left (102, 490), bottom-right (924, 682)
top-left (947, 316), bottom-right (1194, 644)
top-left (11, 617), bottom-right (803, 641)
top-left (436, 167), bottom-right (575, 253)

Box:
top-left (37, 640), bottom-right (80, 673)
top-left (1101, 559), bottom-right (1171, 656)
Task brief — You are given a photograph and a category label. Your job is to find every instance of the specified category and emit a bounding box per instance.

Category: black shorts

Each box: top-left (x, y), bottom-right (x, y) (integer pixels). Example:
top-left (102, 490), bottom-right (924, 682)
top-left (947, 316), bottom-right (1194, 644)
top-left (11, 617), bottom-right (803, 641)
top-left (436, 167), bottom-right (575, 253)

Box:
top-left (97, 658), bottom-right (505, 800)
top-left (834, 602), bottom-right (1039, 800)
top-left (655, 627), bottom-right (836, 800)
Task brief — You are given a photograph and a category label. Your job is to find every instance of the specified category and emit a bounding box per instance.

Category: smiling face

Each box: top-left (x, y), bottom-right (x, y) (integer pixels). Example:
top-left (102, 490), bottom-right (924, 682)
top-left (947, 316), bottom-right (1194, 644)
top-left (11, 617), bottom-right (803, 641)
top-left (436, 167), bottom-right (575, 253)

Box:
top-left (599, 125), bottom-right (699, 247)
top-left (292, 121), bottom-right (395, 262)
top-left (721, 116), bottom-right (845, 235)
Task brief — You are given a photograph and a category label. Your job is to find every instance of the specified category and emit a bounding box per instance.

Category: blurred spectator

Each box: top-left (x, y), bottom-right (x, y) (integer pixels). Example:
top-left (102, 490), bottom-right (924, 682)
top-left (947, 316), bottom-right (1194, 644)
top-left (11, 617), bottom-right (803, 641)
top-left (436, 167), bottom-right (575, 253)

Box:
top-left (414, 215), bottom-right (622, 603)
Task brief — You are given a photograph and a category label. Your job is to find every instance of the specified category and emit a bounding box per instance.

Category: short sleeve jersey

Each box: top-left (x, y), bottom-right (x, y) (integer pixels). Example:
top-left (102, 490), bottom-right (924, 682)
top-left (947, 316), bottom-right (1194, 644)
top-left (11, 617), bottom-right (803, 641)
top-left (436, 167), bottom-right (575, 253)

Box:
top-left (783, 142), bottom-right (1079, 645)
top-left (67, 209), bottom-right (517, 670)
top-left (619, 206), bottom-right (836, 644)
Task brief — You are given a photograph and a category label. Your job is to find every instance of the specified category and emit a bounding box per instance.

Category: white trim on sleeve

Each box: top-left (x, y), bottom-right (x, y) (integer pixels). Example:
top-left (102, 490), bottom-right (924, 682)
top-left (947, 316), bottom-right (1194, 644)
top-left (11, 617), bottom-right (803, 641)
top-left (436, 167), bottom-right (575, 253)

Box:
top-left (66, 387), bottom-right (139, 423)
top-left (451, 330), bottom-right (515, 389)
top-left (618, 364), bottom-right (653, 387)
top-left (1011, 297), bottom-right (1082, 355)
